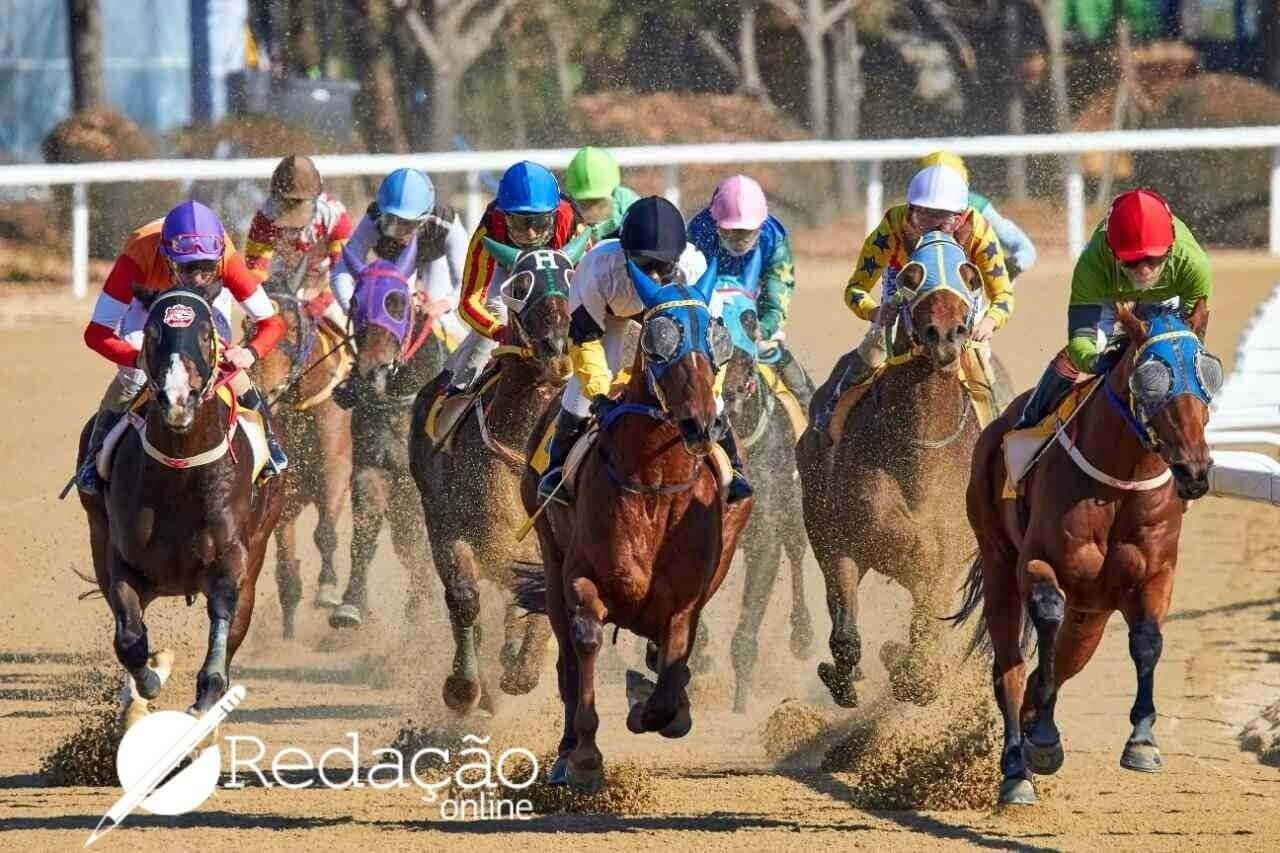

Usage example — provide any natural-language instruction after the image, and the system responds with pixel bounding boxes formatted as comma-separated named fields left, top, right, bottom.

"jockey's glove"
left=589, top=394, right=618, bottom=419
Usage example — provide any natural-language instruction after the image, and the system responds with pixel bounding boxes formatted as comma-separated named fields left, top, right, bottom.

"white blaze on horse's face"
left=160, top=353, right=196, bottom=429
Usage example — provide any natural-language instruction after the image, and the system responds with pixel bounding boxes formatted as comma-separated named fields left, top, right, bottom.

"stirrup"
left=727, top=471, right=753, bottom=504
left=74, top=456, right=102, bottom=495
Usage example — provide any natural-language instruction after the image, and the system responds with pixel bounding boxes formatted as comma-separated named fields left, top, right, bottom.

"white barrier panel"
left=1209, top=450, right=1280, bottom=505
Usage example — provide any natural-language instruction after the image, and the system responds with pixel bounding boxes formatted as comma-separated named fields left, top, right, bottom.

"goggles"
left=908, top=206, right=962, bottom=231
left=378, top=213, right=423, bottom=240
left=716, top=227, right=761, bottom=257
left=506, top=212, right=555, bottom=246
left=165, top=233, right=225, bottom=257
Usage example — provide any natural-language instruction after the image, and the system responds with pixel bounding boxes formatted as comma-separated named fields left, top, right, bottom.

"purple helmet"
left=160, top=200, right=226, bottom=263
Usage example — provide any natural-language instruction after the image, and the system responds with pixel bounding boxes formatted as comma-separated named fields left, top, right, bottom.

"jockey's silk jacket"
left=844, top=204, right=1014, bottom=330
left=244, top=192, right=354, bottom=284
left=687, top=209, right=795, bottom=340
left=1066, top=215, right=1212, bottom=372
left=85, top=220, right=284, bottom=367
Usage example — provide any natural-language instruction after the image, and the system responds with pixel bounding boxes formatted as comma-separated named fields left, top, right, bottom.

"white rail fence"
left=2, top=126, right=1280, bottom=299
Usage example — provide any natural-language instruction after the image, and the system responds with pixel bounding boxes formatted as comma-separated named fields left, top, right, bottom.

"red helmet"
left=1106, top=188, right=1174, bottom=262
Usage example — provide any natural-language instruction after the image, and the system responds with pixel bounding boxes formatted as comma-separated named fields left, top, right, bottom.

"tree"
left=767, top=0, right=858, bottom=137
left=345, top=0, right=408, bottom=153
left=831, top=13, right=863, bottom=208
left=698, top=1, right=775, bottom=109
left=395, top=0, right=520, bottom=153
left=67, top=0, right=104, bottom=112
left=1264, top=0, right=1280, bottom=88
left=1004, top=0, right=1027, bottom=199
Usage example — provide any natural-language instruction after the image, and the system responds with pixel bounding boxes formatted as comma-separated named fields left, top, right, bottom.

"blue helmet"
left=376, top=168, right=434, bottom=219
left=497, top=161, right=560, bottom=214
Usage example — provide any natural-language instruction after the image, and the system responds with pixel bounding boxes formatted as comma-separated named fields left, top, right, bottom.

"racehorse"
left=954, top=301, right=1218, bottom=805
left=76, top=286, right=283, bottom=718
left=716, top=289, right=813, bottom=714
left=248, top=292, right=353, bottom=638
left=329, top=254, right=448, bottom=629
left=796, top=231, right=988, bottom=709
left=517, top=258, right=752, bottom=791
left=410, top=235, right=587, bottom=714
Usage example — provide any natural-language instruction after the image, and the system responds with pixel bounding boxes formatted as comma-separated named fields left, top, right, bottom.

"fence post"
left=663, top=164, right=681, bottom=210
left=1066, top=155, right=1085, bottom=258
left=1271, top=146, right=1280, bottom=256
left=466, top=171, right=482, bottom=231
left=72, top=182, right=89, bottom=299
left=865, top=160, right=883, bottom=229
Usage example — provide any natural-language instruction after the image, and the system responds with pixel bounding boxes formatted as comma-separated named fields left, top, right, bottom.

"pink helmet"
left=710, top=175, right=768, bottom=230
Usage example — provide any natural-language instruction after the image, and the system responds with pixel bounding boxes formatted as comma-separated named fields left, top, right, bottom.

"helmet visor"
left=378, top=213, right=422, bottom=240
left=165, top=233, right=225, bottom=258
left=507, top=212, right=555, bottom=248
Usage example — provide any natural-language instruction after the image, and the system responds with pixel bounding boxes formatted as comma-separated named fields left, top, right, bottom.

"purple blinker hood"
left=350, top=258, right=412, bottom=343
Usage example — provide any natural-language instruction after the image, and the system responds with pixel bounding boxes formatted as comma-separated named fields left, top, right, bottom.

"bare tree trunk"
left=1095, top=15, right=1132, bottom=206
left=1264, top=0, right=1280, bottom=87
left=503, top=51, right=528, bottom=148
left=67, top=0, right=105, bottom=112
left=1005, top=0, right=1027, bottom=200
left=739, top=2, right=773, bottom=106
left=1037, top=0, right=1071, bottom=134
left=833, top=14, right=863, bottom=211
left=804, top=3, right=829, bottom=137
left=347, top=0, right=408, bottom=153
left=540, top=1, right=576, bottom=107
left=430, top=68, right=462, bottom=153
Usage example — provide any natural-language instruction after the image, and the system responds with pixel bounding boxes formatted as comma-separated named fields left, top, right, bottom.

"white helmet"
left=906, top=165, right=969, bottom=213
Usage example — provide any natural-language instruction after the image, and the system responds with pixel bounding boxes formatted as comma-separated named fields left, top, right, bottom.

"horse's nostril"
left=925, top=326, right=941, bottom=344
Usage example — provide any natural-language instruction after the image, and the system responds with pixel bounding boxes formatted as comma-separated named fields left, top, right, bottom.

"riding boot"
left=717, top=426, right=753, bottom=504
left=810, top=350, right=873, bottom=436
left=75, top=408, right=126, bottom=495
left=775, top=345, right=815, bottom=414
left=1012, top=363, right=1076, bottom=431
left=538, top=409, right=589, bottom=505
left=240, top=387, right=288, bottom=477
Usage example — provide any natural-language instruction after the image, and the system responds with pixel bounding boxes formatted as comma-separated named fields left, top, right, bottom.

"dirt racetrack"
left=2, top=247, right=1280, bottom=852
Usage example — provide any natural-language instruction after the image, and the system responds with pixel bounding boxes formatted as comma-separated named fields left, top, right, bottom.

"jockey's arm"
left=459, top=224, right=505, bottom=341
left=844, top=211, right=897, bottom=321
left=757, top=231, right=795, bottom=339
left=325, top=203, right=356, bottom=271
left=567, top=297, right=613, bottom=401
left=965, top=211, right=1015, bottom=331
left=224, top=253, right=285, bottom=360
left=329, top=214, right=376, bottom=312
left=84, top=253, right=147, bottom=367
left=980, top=200, right=1037, bottom=278
left=242, top=210, right=275, bottom=283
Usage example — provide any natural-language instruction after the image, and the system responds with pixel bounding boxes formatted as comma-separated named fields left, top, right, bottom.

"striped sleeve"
left=326, top=206, right=355, bottom=268
left=243, top=211, right=275, bottom=281
left=459, top=224, right=503, bottom=338
left=84, top=253, right=144, bottom=365
left=224, top=252, right=284, bottom=356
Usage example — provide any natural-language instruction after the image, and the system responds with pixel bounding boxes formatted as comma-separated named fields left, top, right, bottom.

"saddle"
left=999, top=377, right=1100, bottom=499
left=755, top=362, right=808, bottom=439
left=293, top=319, right=354, bottom=412
left=96, top=387, right=270, bottom=484
left=423, top=369, right=502, bottom=453
left=825, top=345, right=999, bottom=446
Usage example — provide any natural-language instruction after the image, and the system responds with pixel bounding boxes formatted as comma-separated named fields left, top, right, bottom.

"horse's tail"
left=511, top=561, right=548, bottom=615
left=946, top=550, right=992, bottom=658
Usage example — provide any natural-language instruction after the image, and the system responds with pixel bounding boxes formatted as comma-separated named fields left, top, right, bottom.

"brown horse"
left=247, top=293, right=353, bottom=638
left=716, top=290, right=813, bottom=714
left=410, top=238, right=585, bottom=714
left=954, top=301, right=1218, bottom=805
left=517, top=258, right=751, bottom=790
left=328, top=258, right=447, bottom=629
left=77, top=287, right=283, bottom=715
left=797, top=232, right=988, bottom=709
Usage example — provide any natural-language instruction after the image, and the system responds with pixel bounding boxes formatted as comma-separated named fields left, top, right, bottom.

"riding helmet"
left=497, top=161, right=560, bottom=214
left=620, top=196, right=687, bottom=264
left=1106, top=188, right=1175, bottom=262
left=376, top=168, right=434, bottom=220
left=564, top=147, right=621, bottom=202
left=160, top=200, right=226, bottom=263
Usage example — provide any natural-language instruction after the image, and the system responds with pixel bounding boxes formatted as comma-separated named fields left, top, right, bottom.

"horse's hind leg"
left=730, top=530, right=783, bottom=714
left=273, top=512, right=303, bottom=640
left=388, top=474, right=432, bottom=624
left=564, top=575, right=606, bottom=791
left=816, top=553, right=864, bottom=708
left=332, top=467, right=387, bottom=629
left=982, top=552, right=1035, bottom=805
left=1020, top=564, right=1067, bottom=776
left=314, top=405, right=351, bottom=609
left=440, top=540, right=484, bottom=713
left=783, top=519, right=813, bottom=660
left=1119, top=595, right=1168, bottom=773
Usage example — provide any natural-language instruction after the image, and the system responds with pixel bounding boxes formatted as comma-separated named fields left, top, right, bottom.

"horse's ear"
left=693, top=256, right=719, bottom=304
left=626, top=259, right=665, bottom=309
left=897, top=262, right=925, bottom=298
left=563, top=228, right=592, bottom=265
left=1187, top=297, right=1209, bottom=340
left=483, top=237, right=521, bottom=270
left=1114, top=302, right=1147, bottom=341
left=957, top=262, right=983, bottom=295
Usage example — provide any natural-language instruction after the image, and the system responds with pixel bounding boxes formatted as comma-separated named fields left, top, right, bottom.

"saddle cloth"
left=827, top=345, right=999, bottom=445
left=999, top=377, right=1100, bottom=499
left=423, top=370, right=502, bottom=452
left=756, top=362, right=808, bottom=438
left=97, top=388, right=269, bottom=483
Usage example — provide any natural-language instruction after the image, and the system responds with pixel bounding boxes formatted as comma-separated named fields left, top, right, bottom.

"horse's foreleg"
left=1020, top=565, right=1067, bottom=777
left=314, top=407, right=352, bottom=604
left=388, top=475, right=432, bottom=624
left=106, top=558, right=166, bottom=701
left=1120, top=604, right=1167, bottom=773
left=632, top=609, right=695, bottom=739
left=501, top=599, right=551, bottom=696
left=274, top=517, right=302, bottom=639
left=816, top=554, right=863, bottom=708
left=565, top=574, right=606, bottom=791
left=332, top=467, right=387, bottom=628
left=441, top=540, right=483, bottom=713
left=783, top=518, right=813, bottom=660
left=194, top=551, right=246, bottom=713
left=730, top=532, right=783, bottom=714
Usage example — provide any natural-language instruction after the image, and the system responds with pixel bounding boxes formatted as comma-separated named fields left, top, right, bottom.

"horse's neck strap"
left=1054, top=426, right=1171, bottom=491
left=599, top=402, right=668, bottom=431
left=133, top=412, right=236, bottom=470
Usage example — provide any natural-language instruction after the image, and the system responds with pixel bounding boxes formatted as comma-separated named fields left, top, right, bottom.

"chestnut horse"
left=410, top=235, right=587, bottom=714
left=797, top=231, right=988, bottom=709
left=954, top=302, right=1219, bottom=805
left=329, top=256, right=447, bottom=629
left=716, top=289, right=813, bottom=714
left=76, top=287, right=283, bottom=715
left=248, top=292, right=353, bottom=638
left=518, top=258, right=752, bottom=791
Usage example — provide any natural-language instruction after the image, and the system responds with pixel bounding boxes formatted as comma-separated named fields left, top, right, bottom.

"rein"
left=739, top=369, right=775, bottom=450
left=399, top=294, right=436, bottom=363
left=472, top=348, right=540, bottom=471
left=597, top=403, right=702, bottom=496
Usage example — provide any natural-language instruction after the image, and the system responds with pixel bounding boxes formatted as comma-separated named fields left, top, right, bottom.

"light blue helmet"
left=376, top=168, right=434, bottom=220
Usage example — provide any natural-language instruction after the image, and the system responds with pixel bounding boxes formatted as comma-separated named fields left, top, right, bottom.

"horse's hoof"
left=626, top=702, right=647, bottom=734
left=314, top=583, right=342, bottom=609
left=659, top=704, right=693, bottom=739
left=442, top=675, right=482, bottom=714
left=625, top=669, right=656, bottom=707
left=499, top=667, right=538, bottom=696
left=879, top=641, right=907, bottom=669
left=547, top=755, right=570, bottom=786
left=1120, top=741, right=1163, bottom=773
left=566, top=760, right=605, bottom=794
left=135, top=667, right=164, bottom=701
left=1023, top=738, right=1065, bottom=776
left=817, top=662, right=858, bottom=708
left=790, top=623, right=814, bottom=660
left=998, top=777, right=1036, bottom=805
left=329, top=604, right=363, bottom=629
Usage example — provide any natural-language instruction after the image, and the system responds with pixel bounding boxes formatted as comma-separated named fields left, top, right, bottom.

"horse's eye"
left=1130, top=359, right=1172, bottom=404
left=1194, top=351, right=1224, bottom=398
left=641, top=315, right=682, bottom=362
left=383, top=291, right=407, bottom=321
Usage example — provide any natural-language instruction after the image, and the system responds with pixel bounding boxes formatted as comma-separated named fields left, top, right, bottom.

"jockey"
left=687, top=174, right=814, bottom=411
left=810, top=164, right=1015, bottom=432
left=563, top=146, right=639, bottom=240
left=1012, top=188, right=1212, bottom=430
left=329, top=168, right=469, bottom=347
left=243, top=154, right=354, bottom=329
left=76, top=201, right=287, bottom=494
left=537, top=195, right=753, bottom=506
left=920, top=151, right=1038, bottom=280
left=446, top=160, right=588, bottom=390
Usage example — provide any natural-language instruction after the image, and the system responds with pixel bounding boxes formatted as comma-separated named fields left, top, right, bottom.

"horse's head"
left=482, top=230, right=589, bottom=385
left=897, top=230, right=982, bottom=371
left=139, top=289, right=220, bottom=431
left=246, top=295, right=305, bottom=404
left=1113, top=300, right=1220, bottom=499
left=629, top=257, right=733, bottom=455
left=714, top=289, right=763, bottom=417
left=346, top=251, right=414, bottom=395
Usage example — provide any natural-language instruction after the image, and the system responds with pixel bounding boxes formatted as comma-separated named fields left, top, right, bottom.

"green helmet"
left=565, top=146, right=621, bottom=201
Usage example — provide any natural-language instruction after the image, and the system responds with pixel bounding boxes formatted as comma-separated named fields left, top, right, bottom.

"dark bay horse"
left=410, top=235, right=587, bottom=714
left=797, top=231, right=987, bottom=709
left=329, top=257, right=447, bottom=629
left=77, top=287, right=283, bottom=716
left=248, top=293, right=353, bottom=638
left=716, top=288, right=813, bottom=714
left=518, top=258, right=752, bottom=791
left=955, top=302, right=1219, bottom=805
